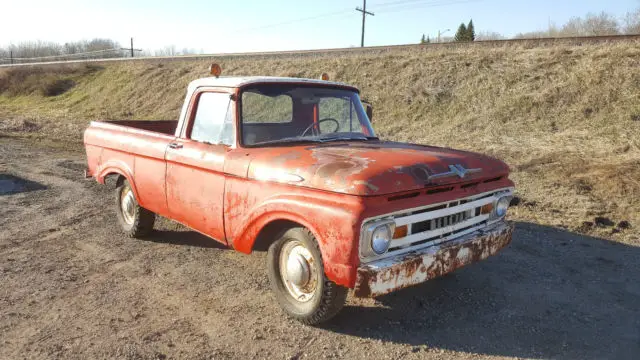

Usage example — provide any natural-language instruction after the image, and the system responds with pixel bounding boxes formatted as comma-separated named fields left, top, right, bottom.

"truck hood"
left=247, top=141, right=510, bottom=196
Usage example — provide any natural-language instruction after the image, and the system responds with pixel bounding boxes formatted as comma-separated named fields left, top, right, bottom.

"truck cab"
left=84, top=66, right=515, bottom=325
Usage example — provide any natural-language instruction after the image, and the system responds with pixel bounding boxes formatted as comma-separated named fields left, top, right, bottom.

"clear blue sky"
left=2, top=0, right=638, bottom=53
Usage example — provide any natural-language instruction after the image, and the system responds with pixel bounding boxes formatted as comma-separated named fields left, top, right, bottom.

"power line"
left=0, top=46, right=142, bottom=64
left=374, top=0, right=484, bottom=14
left=372, top=0, right=446, bottom=8
left=1, top=0, right=488, bottom=64
left=235, top=8, right=354, bottom=34
left=1, top=48, right=122, bottom=61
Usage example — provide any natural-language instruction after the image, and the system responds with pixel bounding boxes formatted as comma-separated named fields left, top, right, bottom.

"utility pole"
left=120, top=38, right=142, bottom=58
left=10, top=50, right=13, bottom=65
left=355, top=0, right=374, bottom=47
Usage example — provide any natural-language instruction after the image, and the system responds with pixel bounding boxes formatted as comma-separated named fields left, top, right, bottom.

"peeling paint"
left=246, top=142, right=510, bottom=196
left=354, top=221, right=515, bottom=298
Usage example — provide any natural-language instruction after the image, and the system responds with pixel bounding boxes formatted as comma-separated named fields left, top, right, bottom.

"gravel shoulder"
left=1, top=137, right=639, bottom=360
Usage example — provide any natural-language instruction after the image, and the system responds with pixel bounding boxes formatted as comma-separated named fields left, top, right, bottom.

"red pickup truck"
left=84, top=67, right=515, bottom=325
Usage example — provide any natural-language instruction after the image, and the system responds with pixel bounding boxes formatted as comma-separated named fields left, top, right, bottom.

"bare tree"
left=180, top=48, right=201, bottom=55
left=155, top=45, right=178, bottom=56
left=476, top=31, right=505, bottom=40
left=514, top=11, right=623, bottom=38
left=581, top=12, right=620, bottom=35
left=0, top=38, right=124, bottom=63
left=623, top=9, right=640, bottom=34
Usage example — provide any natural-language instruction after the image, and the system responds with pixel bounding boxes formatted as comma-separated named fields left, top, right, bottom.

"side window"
left=319, top=97, right=358, bottom=132
left=190, top=92, right=233, bottom=145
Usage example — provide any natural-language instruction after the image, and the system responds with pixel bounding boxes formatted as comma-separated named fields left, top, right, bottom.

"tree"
left=623, top=9, right=640, bottom=34
left=467, top=19, right=476, bottom=41
left=420, top=34, right=426, bottom=44
left=582, top=12, right=619, bottom=35
left=476, top=31, right=504, bottom=40
left=426, top=35, right=431, bottom=43
left=454, top=23, right=468, bottom=42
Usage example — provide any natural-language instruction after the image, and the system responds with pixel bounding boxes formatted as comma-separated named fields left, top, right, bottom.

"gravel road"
left=1, top=137, right=638, bottom=360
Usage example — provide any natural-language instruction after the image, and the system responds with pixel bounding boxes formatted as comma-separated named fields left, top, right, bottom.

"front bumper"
left=353, top=220, right=514, bottom=297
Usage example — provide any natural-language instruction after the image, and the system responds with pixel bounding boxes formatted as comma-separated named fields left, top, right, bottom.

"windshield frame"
left=237, top=82, right=375, bottom=148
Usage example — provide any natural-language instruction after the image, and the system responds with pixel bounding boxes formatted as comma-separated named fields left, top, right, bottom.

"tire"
left=115, top=179, right=155, bottom=238
left=267, top=227, right=348, bottom=325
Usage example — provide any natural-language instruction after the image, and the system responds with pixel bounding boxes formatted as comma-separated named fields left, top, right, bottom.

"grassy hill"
left=1, top=42, right=639, bottom=243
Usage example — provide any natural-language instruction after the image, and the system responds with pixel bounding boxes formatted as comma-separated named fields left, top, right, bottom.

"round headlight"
left=371, top=225, right=392, bottom=255
left=495, top=196, right=510, bottom=217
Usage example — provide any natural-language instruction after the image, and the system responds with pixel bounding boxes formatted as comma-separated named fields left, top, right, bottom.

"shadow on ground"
left=143, top=229, right=228, bottom=249
left=0, top=173, right=47, bottom=196
left=326, top=222, right=640, bottom=359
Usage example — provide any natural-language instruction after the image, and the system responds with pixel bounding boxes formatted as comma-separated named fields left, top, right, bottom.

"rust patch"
left=354, top=223, right=514, bottom=298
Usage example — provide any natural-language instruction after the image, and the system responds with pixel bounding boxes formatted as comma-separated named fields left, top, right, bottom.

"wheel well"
left=252, top=220, right=301, bottom=252
left=104, top=173, right=126, bottom=187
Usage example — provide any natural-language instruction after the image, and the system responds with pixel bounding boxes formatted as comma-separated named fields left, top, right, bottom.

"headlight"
left=363, top=220, right=395, bottom=257
left=371, top=225, right=393, bottom=254
left=495, top=196, right=511, bottom=217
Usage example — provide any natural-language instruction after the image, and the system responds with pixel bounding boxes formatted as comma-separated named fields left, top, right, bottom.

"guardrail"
left=1, top=34, right=639, bottom=68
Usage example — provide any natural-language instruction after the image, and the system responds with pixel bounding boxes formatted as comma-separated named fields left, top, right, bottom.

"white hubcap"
left=280, top=241, right=317, bottom=302
left=120, top=186, right=136, bottom=224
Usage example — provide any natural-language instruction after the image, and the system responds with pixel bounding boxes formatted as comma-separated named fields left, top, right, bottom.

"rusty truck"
left=84, top=65, right=515, bottom=325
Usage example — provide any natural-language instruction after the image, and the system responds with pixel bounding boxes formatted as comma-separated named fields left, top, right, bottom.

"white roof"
left=187, top=76, right=358, bottom=91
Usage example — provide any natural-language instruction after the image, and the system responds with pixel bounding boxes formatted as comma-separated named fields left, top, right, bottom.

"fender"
left=229, top=193, right=362, bottom=287
left=95, top=159, right=140, bottom=201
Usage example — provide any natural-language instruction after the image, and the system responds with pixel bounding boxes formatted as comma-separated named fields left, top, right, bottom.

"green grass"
left=1, top=42, right=639, bottom=243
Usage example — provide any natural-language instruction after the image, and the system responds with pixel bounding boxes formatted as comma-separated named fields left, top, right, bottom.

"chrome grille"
left=412, top=210, right=472, bottom=234
left=360, top=188, right=513, bottom=262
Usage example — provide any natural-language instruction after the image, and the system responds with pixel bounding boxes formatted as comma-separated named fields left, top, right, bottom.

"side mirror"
left=362, top=100, right=373, bottom=121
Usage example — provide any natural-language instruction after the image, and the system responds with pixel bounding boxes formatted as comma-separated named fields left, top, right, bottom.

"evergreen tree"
left=426, top=35, right=431, bottom=43
left=467, top=19, right=476, bottom=41
left=454, top=23, right=468, bottom=41
left=420, top=34, right=427, bottom=44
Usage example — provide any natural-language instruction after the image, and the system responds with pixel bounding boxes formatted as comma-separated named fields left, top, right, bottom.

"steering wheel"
left=301, top=118, right=340, bottom=137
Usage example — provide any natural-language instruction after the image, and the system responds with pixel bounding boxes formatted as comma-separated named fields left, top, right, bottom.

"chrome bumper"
left=353, top=220, right=514, bottom=298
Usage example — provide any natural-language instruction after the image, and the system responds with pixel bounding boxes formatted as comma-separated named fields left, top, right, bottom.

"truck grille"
left=412, top=210, right=472, bottom=234
left=360, top=188, right=513, bottom=262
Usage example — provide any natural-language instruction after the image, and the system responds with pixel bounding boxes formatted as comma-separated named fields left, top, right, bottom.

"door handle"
left=169, top=142, right=183, bottom=149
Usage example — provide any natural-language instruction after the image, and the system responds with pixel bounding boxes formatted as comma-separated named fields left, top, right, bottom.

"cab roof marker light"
left=209, top=63, right=222, bottom=78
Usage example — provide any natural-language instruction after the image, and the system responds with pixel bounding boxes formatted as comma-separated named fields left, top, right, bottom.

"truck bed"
left=96, top=120, right=179, bottom=136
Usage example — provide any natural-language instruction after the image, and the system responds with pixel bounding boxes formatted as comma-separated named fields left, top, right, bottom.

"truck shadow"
left=0, top=173, right=47, bottom=196
left=143, top=230, right=228, bottom=249
left=326, top=222, right=640, bottom=359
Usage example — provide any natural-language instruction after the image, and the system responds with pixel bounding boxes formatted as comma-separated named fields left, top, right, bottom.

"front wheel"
left=115, top=179, right=155, bottom=238
left=267, top=227, right=348, bottom=325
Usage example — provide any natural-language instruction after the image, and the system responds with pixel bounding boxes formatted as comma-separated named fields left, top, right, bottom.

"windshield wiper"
left=252, top=134, right=379, bottom=146
left=316, top=133, right=379, bottom=142
left=252, top=137, right=324, bottom=146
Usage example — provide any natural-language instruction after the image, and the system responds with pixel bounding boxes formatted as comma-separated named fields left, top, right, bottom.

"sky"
left=1, top=0, right=638, bottom=53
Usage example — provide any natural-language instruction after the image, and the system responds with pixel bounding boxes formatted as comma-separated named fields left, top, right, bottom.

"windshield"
left=240, top=84, right=376, bottom=146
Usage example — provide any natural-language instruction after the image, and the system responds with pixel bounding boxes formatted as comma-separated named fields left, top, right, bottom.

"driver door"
left=165, top=89, right=235, bottom=244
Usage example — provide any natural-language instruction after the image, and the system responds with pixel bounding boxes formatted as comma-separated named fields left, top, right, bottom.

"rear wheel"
left=115, top=179, right=155, bottom=238
left=267, top=227, right=348, bottom=325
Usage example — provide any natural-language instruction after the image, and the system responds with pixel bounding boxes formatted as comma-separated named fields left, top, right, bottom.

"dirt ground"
left=1, top=137, right=639, bottom=360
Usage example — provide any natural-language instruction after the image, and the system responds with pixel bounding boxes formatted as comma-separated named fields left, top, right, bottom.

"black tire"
left=267, top=227, right=348, bottom=325
left=115, top=179, right=155, bottom=238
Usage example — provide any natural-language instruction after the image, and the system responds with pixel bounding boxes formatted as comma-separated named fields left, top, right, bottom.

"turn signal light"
left=210, top=63, right=222, bottom=77
left=320, top=72, right=330, bottom=81
left=393, top=225, right=408, bottom=239
left=480, top=203, right=494, bottom=215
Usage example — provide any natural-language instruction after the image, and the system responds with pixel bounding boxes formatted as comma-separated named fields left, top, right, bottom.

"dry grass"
left=0, top=64, right=101, bottom=97
left=1, top=42, right=639, bottom=243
